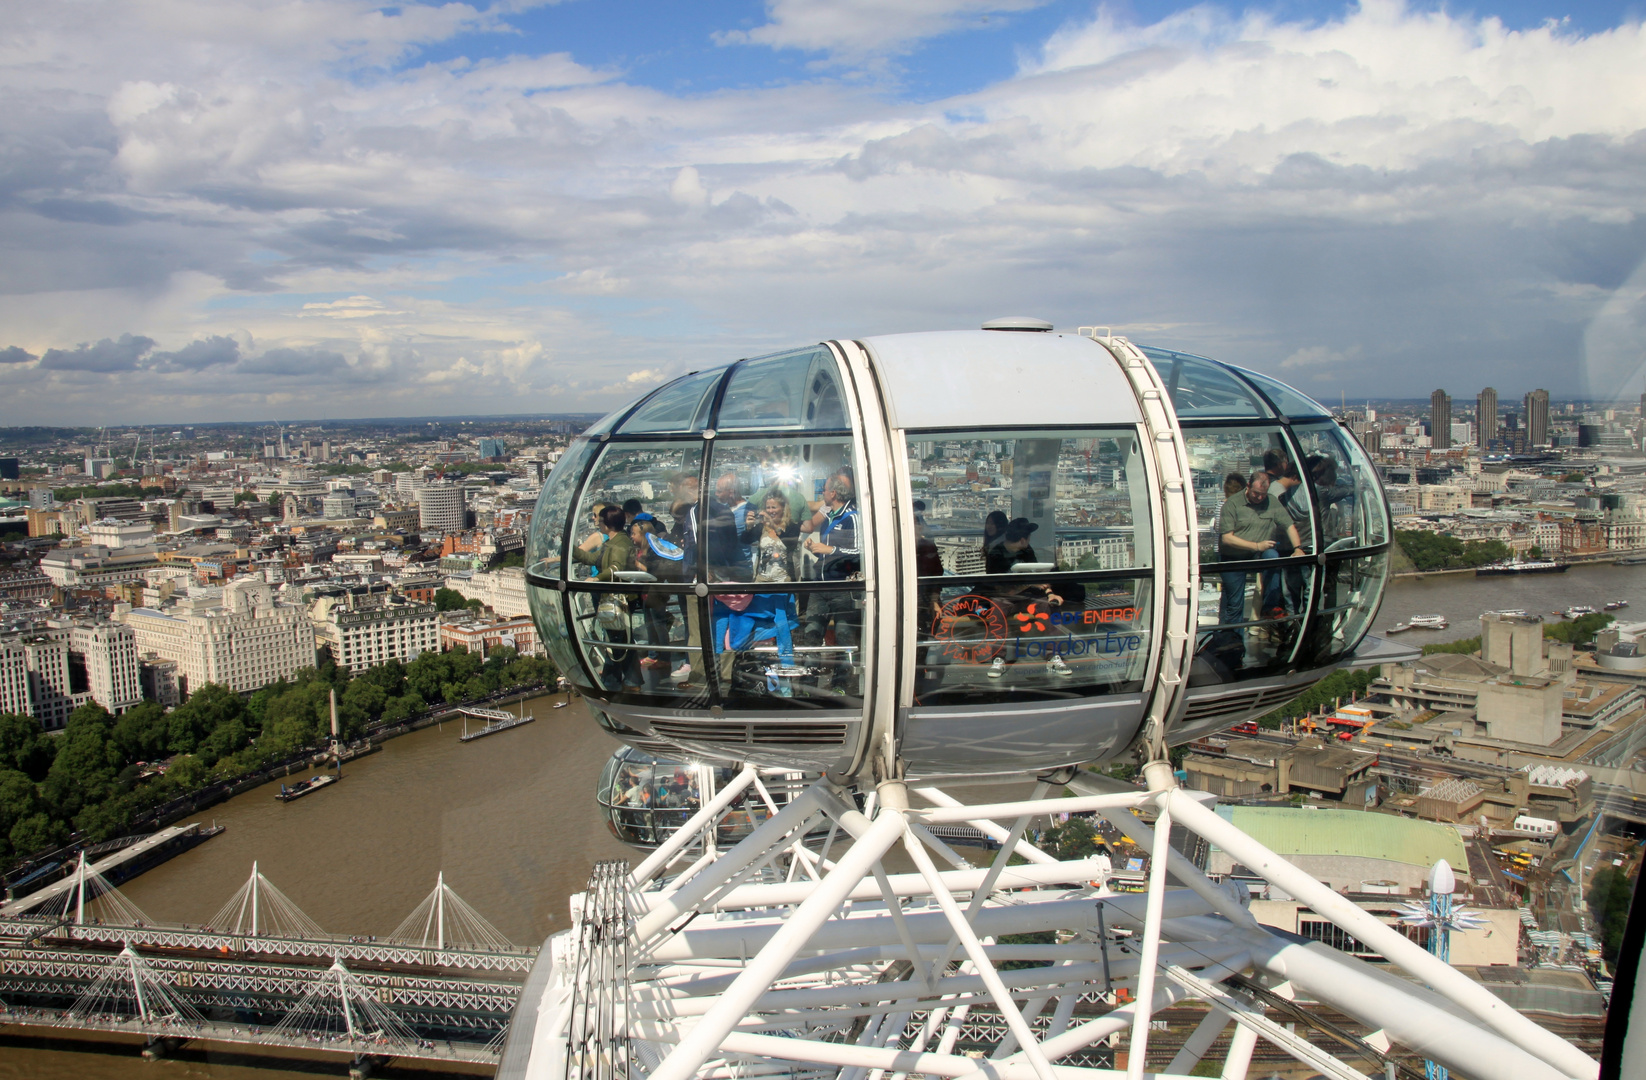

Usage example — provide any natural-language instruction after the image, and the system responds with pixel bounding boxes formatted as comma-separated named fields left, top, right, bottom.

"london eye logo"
left=931, top=593, right=1011, bottom=664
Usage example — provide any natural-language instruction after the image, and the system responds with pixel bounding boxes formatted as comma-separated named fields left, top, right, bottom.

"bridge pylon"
left=389, top=870, right=513, bottom=951
left=209, top=861, right=325, bottom=939
left=271, top=955, right=419, bottom=1051
left=61, top=941, right=202, bottom=1030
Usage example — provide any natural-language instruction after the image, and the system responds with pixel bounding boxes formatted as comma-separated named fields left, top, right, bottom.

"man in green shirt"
left=1217, top=470, right=1304, bottom=628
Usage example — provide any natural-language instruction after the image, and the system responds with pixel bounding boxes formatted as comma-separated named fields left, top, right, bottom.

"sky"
left=1, top=0, right=1644, bottom=425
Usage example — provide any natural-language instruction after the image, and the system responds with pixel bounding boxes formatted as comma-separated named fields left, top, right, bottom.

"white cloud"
left=2, top=0, right=1646, bottom=422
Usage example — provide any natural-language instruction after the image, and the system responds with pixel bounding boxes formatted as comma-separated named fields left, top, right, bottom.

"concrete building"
left=439, top=613, right=541, bottom=656
left=0, top=628, right=131, bottom=728
left=445, top=566, right=531, bottom=617
left=124, top=578, right=317, bottom=695
left=1430, top=389, right=1452, bottom=450
left=310, top=594, right=439, bottom=674
left=22, top=634, right=75, bottom=728
left=1477, top=386, right=1499, bottom=448
left=1524, top=388, right=1550, bottom=447
left=0, top=640, right=31, bottom=718
left=86, top=519, right=156, bottom=549
left=40, top=544, right=162, bottom=589
left=139, top=655, right=181, bottom=708
left=69, top=622, right=141, bottom=715
left=418, top=481, right=465, bottom=534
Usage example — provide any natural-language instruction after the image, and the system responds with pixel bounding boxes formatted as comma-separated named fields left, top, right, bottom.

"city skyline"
left=1, top=1, right=1645, bottom=425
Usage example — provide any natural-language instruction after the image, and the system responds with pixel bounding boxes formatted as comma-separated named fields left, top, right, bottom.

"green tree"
left=0, top=712, right=54, bottom=780
left=1423, top=636, right=1482, bottom=656
left=0, top=769, right=43, bottom=861
left=1254, top=667, right=1381, bottom=728
left=9, top=811, right=65, bottom=859
left=165, top=754, right=207, bottom=790
left=233, top=491, right=258, bottom=504
left=1394, top=529, right=1511, bottom=571
left=1545, top=612, right=1615, bottom=646
left=110, top=701, right=169, bottom=764
left=434, top=587, right=468, bottom=612
left=1589, top=866, right=1637, bottom=962
left=41, top=704, right=122, bottom=819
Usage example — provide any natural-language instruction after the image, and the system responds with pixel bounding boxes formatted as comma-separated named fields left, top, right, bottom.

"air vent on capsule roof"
left=980, top=316, right=1054, bottom=331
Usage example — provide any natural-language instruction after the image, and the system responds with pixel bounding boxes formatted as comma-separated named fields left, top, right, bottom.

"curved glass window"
left=528, top=438, right=597, bottom=576
left=1183, top=429, right=1312, bottom=566
left=699, top=434, right=865, bottom=708
left=715, top=347, right=848, bottom=432
left=908, top=430, right=1152, bottom=574
left=1185, top=427, right=1318, bottom=680
left=908, top=427, right=1153, bottom=702
left=1142, top=347, right=1273, bottom=420
left=705, top=436, right=859, bottom=584
left=617, top=368, right=725, bottom=434
left=1297, top=550, right=1388, bottom=667
left=563, top=442, right=706, bottom=702
left=1291, top=422, right=1389, bottom=548
left=571, top=442, right=704, bottom=582
left=1231, top=367, right=1332, bottom=420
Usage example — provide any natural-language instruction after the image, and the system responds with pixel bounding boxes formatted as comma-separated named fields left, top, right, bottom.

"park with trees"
left=0, top=646, right=556, bottom=870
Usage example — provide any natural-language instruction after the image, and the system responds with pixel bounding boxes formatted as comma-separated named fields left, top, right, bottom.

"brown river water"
left=4, top=564, right=1643, bottom=1076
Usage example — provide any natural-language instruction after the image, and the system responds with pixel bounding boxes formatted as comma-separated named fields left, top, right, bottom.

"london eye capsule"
left=527, top=322, right=1401, bottom=780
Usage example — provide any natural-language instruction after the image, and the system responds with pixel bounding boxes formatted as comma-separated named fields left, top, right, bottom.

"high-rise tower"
left=1430, top=389, right=1452, bottom=449
left=1476, top=386, right=1498, bottom=448
left=1524, top=388, right=1550, bottom=447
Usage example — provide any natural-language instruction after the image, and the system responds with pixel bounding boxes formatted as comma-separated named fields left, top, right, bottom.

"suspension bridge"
left=0, top=857, right=535, bottom=1070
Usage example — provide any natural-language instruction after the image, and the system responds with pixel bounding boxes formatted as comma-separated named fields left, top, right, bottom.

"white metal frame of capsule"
left=524, top=323, right=1412, bottom=785
left=502, top=763, right=1599, bottom=1080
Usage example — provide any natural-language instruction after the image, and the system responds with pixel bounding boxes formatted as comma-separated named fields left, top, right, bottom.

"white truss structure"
left=517, top=763, right=1601, bottom=1080
left=271, top=955, right=422, bottom=1051
left=390, top=870, right=515, bottom=951
left=33, top=851, right=156, bottom=930
left=60, top=941, right=203, bottom=1031
left=209, top=860, right=327, bottom=939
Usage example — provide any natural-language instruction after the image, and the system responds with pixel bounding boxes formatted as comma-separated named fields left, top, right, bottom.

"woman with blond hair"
left=754, top=487, right=797, bottom=583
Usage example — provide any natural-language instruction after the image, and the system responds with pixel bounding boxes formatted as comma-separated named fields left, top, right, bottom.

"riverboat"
left=275, top=774, right=338, bottom=802
left=1618, top=555, right=1646, bottom=565
left=1409, top=614, right=1448, bottom=629
left=1605, top=599, right=1630, bottom=611
left=1566, top=605, right=1597, bottom=619
left=1476, top=559, right=1569, bottom=576
left=1384, top=622, right=1412, bottom=634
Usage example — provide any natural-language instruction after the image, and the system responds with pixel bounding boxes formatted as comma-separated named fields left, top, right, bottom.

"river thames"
left=3, top=562, right=1642, bottom=1076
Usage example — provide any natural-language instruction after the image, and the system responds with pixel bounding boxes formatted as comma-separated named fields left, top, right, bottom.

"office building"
left=1524, top=388, right=1550, bottom=447
left=21, top=634, right=74, bottom=728
left=124, top=578, right=317, bottom=696
left=446, top=566, right=531, bottom=617
left=418, top=481, right=465, bottom=534
left=1476, top=387, right=1498, bottom=448
left=70, top=622, right=142, bottom=715
left=1429, top=389, right=1452, bottom=449
left=321, top=491, right=356, bottom=519
left=309, top=593, right=440, bottom=674
left=0, top=457, right=18, bottom=481
left=0, top=641, right=31, bottom=718
left=478, top=437, right=507, bottom=461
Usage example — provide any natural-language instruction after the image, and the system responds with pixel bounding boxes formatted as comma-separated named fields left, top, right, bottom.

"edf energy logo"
left=932, top=595, right=1146, bottom=666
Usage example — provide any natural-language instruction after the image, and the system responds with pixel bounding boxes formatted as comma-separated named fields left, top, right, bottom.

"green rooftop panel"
left=1218, top=806, right=1467, bottom=871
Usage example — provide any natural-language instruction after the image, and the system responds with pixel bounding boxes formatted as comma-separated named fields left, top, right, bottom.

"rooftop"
left=1217, top=805, right=1468, bottom=872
